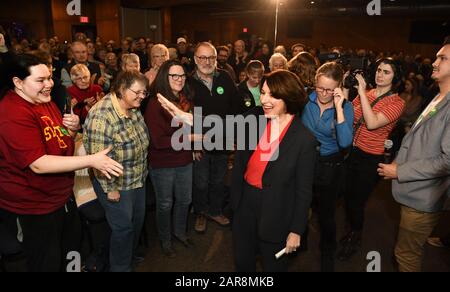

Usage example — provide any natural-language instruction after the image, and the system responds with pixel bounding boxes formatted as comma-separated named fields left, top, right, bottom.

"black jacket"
left=237, top=78, right=266, bottom=115
left=189, top=69, right=241, bottom=117
left=231, top=107, right=317, bottom=243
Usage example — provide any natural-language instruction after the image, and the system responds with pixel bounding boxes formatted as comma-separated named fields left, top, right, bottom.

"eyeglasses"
left=196, top=55, right=217, bottom=63
left=129, top=88, right=149, bottom=98
left=75, top=76, right=90, bottom=82
left=316, top=86, right=335, bottom=95
left=168, top=74, right=187, bottom=81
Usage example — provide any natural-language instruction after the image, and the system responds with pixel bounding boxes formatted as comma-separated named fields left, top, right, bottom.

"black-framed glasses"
left=195, top=55, right=217, bottom=63
left=129, top=88, right=149, bottom=98
left=316, top=86, right=335, bottom=95
left=168, top=74, right=187, bottom=81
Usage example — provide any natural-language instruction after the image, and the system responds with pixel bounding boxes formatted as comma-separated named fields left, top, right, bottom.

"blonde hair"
left=269, top=53, right=288, bottom=71
left=70, top=64, right=90, bottom=81
left=150, top=44, right=169, bottom=67
left=121, top=53, right=140, bottom=69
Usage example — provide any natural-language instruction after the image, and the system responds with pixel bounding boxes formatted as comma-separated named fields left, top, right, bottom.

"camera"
left=343, top=69, right=365, bottom=89
left=319, top=52, right=370, bottom=89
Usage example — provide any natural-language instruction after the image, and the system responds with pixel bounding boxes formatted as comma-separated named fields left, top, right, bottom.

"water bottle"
left=383, top=139, right=393, bottom=164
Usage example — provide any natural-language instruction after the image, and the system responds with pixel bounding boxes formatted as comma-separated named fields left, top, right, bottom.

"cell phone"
left=64, top=96, right=72, bottom=114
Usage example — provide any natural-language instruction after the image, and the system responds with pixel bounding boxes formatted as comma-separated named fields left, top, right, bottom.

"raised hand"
left=333, top=88, right=346, bottom=109
left=355, top=74, right=367, bottom=95
left=157, top=93, right=193, bottom=126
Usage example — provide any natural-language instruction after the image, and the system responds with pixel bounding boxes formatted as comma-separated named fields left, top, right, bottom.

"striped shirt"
left=352, top=89, right=405, bottom=155
left=83, top=93, right=150, bottom=193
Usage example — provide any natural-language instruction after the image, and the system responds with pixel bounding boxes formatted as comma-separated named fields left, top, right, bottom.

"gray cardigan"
left=392, top=92, right=450, bottom=212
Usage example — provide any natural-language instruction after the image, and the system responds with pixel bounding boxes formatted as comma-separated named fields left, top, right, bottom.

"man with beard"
left=217, top=46, right=237, bottom=83
left=189, top=42, right=240, bottom=233
left=378, top=38, right=450, bottom=272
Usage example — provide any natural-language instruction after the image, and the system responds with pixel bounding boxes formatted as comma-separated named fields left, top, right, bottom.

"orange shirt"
left=352, top=89, right=405, bottom=155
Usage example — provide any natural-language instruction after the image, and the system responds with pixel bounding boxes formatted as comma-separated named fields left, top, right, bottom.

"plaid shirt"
left=83, top=93, right=150, bottom=193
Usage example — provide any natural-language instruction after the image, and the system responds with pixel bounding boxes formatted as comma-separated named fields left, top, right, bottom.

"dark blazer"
left=230, top=107, right=317, bottom=243
left=392, top=92, right=450, bottom=212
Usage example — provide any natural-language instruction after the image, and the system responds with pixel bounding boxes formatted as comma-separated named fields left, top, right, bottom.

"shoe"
left=174, top=235, right=194, bottom=248
left=161, top=243, right=176, bottom=258
left=427, top=237, right=446, bottom=248
left=195, top=214, right=207, bottom=233
left=207, top=214, right=230, bottom=226
left=337, top=231, right=361, bottom=261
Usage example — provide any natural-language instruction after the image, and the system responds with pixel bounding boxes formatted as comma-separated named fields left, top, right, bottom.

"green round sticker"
left=217, top=87, right=224, bottom=95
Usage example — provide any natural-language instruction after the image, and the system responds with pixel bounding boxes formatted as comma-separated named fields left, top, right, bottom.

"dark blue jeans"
left=92, top=178, right=146, bottom=272
left=193, top=152, right=228, bottom=216
left=150, top=164, right=193, bottom=246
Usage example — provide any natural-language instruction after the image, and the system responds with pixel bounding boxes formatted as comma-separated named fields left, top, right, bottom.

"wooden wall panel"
left=171, top=5, right=442, bottom=58
left=51, top=0, right=96, bottom=41
left=96, top=0, right=121, bottom=43
left=0, top=0, right=51, bottom=40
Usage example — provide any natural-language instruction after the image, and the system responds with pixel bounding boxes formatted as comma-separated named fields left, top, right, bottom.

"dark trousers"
left=11, top=198, right=81, bottom=272
left=232, top=183, right=288, bottom=272
left=314, top=153, right=345, bottom=254
left=0, top=208, right=22, bottom=256
left=344, top=148, right=383, bottom=231
left=193, top=152, right=228, bottom=216
left=78, top=200, right=111, bottom=271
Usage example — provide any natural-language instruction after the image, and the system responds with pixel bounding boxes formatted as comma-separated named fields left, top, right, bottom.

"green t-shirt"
left=249, top=85, right=261, bottom=107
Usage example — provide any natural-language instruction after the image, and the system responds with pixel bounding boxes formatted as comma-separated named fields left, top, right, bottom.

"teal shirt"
left=249, top=85, right=261, bottom=106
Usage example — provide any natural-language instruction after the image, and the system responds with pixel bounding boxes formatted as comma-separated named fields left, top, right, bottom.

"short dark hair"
left=112, top=71, right=149, bottom=99
left=444, top=36, right=450, bottom=46
left=216, top=46, right=230, bottom=55
left=150, top=59, right=193, bottom=103
left=1, top=53, right=44, bottom=99
left=265, top=70, right=307, bottom=115
left=375, top=57, right=404, bottom=93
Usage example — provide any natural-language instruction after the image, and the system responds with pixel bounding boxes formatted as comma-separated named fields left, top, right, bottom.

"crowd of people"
left=0, top=29, right=449, bottom=272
